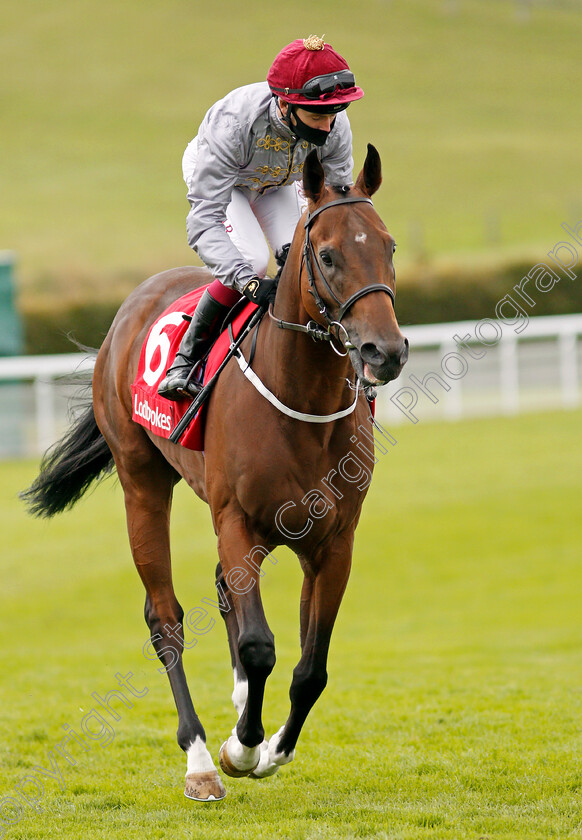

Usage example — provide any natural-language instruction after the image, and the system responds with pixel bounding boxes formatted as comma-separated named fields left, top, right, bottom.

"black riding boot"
left=157, top=290, right=231, bottom=401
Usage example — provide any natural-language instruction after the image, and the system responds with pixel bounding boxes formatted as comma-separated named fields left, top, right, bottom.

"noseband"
left=269, top=196, right=396, bottom=355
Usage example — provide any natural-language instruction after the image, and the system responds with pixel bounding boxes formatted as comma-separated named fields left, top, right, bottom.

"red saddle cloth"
left=131, top=285, right=257, bottom=451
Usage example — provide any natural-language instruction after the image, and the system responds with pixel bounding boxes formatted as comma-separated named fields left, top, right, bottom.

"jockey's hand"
left=241, top=277, right=278, bottom=310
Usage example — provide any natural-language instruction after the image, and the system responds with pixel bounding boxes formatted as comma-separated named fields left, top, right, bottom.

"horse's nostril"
left=361, top=339, right=407, bottom=368
left=360, top=343, right=385, bottom=366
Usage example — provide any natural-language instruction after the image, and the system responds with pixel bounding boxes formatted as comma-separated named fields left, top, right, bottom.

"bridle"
left=269, top=196, right=395, bottom=357
left=231, top=195, right=393, bottom=423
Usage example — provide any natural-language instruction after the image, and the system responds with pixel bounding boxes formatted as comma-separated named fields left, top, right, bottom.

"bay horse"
left=23, top=145, right=408, bottom=801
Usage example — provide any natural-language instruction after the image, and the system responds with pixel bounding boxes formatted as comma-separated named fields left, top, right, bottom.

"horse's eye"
left=392, top=243, right=397, bottom=254
left=320, top=251, right=333, bottom=267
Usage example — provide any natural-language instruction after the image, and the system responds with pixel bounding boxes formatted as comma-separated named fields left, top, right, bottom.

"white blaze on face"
left=355, top=232, right=367, bottom=244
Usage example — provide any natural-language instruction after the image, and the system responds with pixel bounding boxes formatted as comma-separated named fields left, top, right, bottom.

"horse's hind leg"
left=215, top=563, right=248, bottom=722
left=113, top=438, right=226, bottom=801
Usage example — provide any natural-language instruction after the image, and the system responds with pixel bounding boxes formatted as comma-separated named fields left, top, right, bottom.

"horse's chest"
left=234, top=436, right=372, bottom=544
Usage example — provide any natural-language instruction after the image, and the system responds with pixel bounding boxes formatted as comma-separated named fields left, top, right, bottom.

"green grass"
left=1, top=408, right=582, bottom=838
left=2, top=0, right=582, bottom=298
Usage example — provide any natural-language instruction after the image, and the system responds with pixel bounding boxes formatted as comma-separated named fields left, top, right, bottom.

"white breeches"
left=223, top=184, right=307, bottom=278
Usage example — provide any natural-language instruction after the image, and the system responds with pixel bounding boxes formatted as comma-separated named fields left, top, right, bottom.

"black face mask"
left=288, top=107, right=336, bottom=147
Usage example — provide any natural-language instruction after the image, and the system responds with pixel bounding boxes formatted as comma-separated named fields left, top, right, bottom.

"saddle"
left=131, top=285, right=258, bottom=450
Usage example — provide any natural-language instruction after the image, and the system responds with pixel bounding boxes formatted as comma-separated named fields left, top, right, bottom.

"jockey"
left=158, top=35, right=364, bottom=400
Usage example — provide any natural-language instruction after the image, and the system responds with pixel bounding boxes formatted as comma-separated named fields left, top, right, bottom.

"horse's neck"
left=259, top=251, right=354, bottom=414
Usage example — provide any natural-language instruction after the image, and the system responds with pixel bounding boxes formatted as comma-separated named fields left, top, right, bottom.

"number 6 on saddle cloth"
left=131, top=287, right=262, bottom=450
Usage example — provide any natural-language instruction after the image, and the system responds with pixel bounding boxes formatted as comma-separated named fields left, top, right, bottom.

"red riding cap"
left=267, top=36, right=364, bottom=110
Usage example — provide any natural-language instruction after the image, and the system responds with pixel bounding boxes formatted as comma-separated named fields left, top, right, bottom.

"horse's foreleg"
left=252, top=539, right=352, bottom=779
left=118, top=456, right=226, bottom=801
left=214, top=517, right=276, bottom=777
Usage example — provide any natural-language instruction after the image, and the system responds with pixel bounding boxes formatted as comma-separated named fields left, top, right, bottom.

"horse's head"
left=300, top=144, right=408, bottom=387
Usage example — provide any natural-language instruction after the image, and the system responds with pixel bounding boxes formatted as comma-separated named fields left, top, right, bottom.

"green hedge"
left=394, top=255, right=582, bottom=326
left=19, top=256, right=582, bottom=354
left=21, top=299, right=123, bottom=355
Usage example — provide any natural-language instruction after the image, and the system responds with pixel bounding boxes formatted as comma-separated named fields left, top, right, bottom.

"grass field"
left=2, top=0, right=582, bottom=299
left=1, top=408, right=581, bottom=838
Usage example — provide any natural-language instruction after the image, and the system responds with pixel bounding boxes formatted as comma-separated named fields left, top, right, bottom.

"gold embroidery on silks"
left=257, top=135, right=290, bottom=152
left=242, top=134, right=311, bottom=192
left=255, top=165, right=286, bottom=178
left=245, top=160, right=306, bottom=192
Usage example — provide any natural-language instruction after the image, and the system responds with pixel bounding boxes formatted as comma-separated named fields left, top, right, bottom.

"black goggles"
left=274, top=69, right=356, bottom=100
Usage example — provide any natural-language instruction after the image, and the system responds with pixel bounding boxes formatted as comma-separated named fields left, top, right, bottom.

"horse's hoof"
left=219, top=739, right=260, bottom=778
left=184, top=770, right=226, bottom=801
left=249, top=764, right=279, bottom=779
left=249, top=728, right=296, bottom=778
left=248, top=740, right=280, bottom=779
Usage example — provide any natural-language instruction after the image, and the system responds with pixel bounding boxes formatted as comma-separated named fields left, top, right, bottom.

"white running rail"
left=1, top=313, right=581, bottom=457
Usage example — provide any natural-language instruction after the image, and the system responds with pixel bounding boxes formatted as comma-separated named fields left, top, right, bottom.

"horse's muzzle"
left=354, top=335, right=409, bottom=386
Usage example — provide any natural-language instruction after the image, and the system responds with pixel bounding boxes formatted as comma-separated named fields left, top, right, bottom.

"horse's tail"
left=21, top=401, right=114, bottom=519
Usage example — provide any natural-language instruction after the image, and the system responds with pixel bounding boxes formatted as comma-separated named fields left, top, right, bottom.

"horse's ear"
left=303, top=149, right=325, bottom=205
left=355, top=143, right=382, bottom=197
